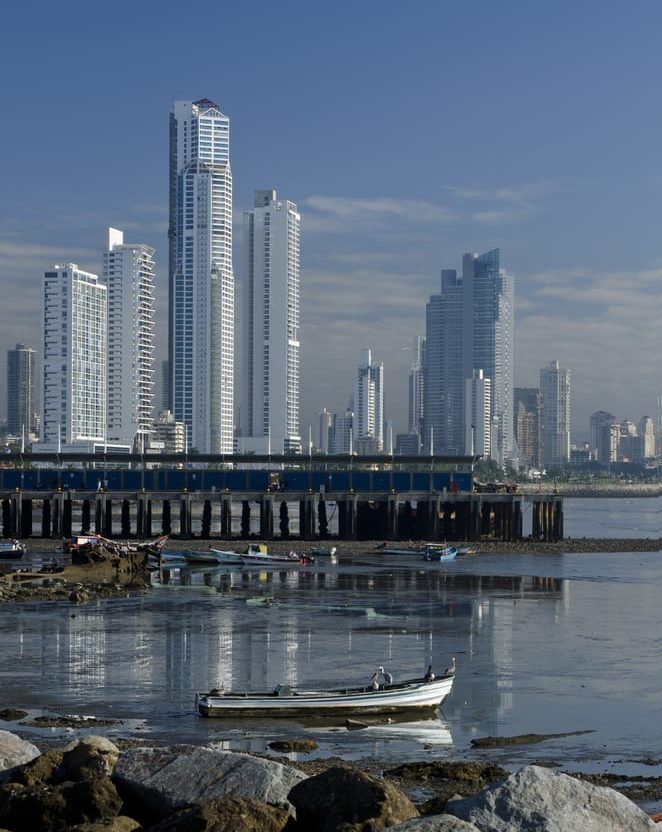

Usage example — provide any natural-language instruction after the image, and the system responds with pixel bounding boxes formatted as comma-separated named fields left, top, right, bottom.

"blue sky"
left=2, top=0, right=662, bottom=442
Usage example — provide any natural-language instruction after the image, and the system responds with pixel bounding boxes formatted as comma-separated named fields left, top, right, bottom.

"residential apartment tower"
left=168, top=98, right=234, bottom=453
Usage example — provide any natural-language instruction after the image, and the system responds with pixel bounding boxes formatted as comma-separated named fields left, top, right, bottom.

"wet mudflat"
left=1, top=542, right=662, bottom=787
left=1, top=495, right=662, bottom=815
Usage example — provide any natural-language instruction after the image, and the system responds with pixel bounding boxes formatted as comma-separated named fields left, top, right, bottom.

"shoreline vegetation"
left=518, top=482, right=662, bottom=497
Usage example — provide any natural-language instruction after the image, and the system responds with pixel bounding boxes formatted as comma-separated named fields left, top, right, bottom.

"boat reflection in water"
left=204, top=712, right=453, bottom=762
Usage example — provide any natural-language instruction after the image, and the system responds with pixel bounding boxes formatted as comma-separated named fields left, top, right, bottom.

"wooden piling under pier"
left=0, top=490, right=563, bottom=543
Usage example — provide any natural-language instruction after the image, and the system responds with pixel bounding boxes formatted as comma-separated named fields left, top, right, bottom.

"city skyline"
left=2, top=1, right=662, bottom=442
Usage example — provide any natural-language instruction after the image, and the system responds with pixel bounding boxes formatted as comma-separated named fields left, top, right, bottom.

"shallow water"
left=1, top=497, right=661, bottom=793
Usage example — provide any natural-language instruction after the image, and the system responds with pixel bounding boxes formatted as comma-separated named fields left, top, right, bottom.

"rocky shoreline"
left=0, top=729, right=660, bottom=831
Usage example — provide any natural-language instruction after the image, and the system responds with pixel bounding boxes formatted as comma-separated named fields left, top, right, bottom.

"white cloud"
left=447, top=181, right=561, bottom=205
left=449, top=180, right=561, bottom=225
left=303, top=195, right=458, bottom=233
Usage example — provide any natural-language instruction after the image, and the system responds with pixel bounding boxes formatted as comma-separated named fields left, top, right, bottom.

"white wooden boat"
left=377, top=543, right=457, bottom=560
left=376, top=543, right=426, bottom=555
left=239, top=546, right=314, bottom=566
left=181, top=548, right=243, bottom=565
left=0, top=539, right=26, bottom=559
left=197, top=667, right=454, bottom=718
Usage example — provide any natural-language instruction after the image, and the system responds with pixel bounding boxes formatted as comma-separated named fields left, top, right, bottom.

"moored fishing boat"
left=197, top=664, right=454, bottom=718
left=239, top=545, right=315, bottom=566
left=310, top=544, right=337, bottom=557
left=375, top=543, right=427, bottom=556
left=423, top=544, right=457, bottom=562
left=376, top=542, right=457, bottom=559
left=0, top=539, right=26, bottom=559
left=182, top=548, right=244, bottom=565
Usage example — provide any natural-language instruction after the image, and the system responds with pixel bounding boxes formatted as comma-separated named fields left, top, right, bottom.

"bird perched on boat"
left=379, top=666, right=393, bottom=686
left=424, top=664, right=435, bottom=683
left=370, top=671, right=380, bottom=691
left=444, top=657, right=456, bottom=676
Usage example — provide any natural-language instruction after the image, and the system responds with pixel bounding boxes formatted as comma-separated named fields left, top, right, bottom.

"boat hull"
left=198, top=675, right=453, bottom=718
left=183, top=549, right=243, bottom=565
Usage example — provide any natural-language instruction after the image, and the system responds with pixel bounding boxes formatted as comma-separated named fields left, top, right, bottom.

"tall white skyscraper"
left=638, top=415, right=655, bottom=459
left=353, top=349, right=384, bottom=452
left=42, top=264, right=107, bottom=447
left=239, top=190, right=301, bottom=453
left=540, top=360, right=570, bottom=466
left=102, top=228, right=155, bottom=447
left=169, top=98, right=234, bottom=453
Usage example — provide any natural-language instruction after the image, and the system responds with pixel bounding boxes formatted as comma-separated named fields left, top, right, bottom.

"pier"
left=0, top=452, right=563, bottom=543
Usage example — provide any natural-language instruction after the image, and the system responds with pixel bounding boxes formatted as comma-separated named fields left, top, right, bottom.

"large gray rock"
left=0, top=774, right=123, bottom=830
left=288, top=764, right=418, bottom=831
left=147, top=795, right=290, bottom=831
left=61, top=734, right=120, bottom=779
left=387, top=818, right=479, bottom=831
left=446, top=764, right=657, bottom=831
left=112, top=745, right=306, bottom=820
left=0, top=730, right=40, bottom=776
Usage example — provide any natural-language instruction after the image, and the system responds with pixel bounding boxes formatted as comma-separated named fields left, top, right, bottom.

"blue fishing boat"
left=423, top=544, right=457, bottom=562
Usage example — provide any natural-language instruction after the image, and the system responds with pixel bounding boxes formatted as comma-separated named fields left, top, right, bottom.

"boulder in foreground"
left=446, top=764, right=657, bottom=831
left=112, top=745, right=306, bottom=820
left=0, top=730, right=40, bottom=777
left=288, top=764, right=418, bottom=831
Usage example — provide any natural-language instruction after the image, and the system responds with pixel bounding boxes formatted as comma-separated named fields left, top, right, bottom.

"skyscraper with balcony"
left=7, top=343, right=37, bottom=438
left=42, top=265, right=107, bottom=447
left=539, top=360, right=570, bottom=467
left=102, top=228, right=155, bottom=447
left=169, top=98, right=234, bottom=453
left=238, top=190, right=301, bottom=453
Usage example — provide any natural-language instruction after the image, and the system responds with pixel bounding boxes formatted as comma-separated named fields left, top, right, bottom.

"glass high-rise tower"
left=424, top=249, right=514, bottom=462
left=168, top=98, right=234, bottom=453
